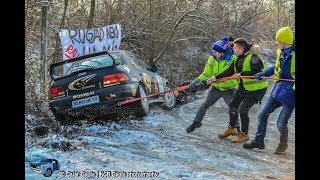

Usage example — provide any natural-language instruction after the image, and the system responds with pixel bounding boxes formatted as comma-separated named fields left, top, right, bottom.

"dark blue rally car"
left=49, top=50, right=180, bottom=124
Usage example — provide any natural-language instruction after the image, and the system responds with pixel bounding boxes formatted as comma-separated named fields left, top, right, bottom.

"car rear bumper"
left=49, top=82, right=141, bottom=116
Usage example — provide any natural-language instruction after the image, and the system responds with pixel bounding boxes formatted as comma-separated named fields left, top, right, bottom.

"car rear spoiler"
left=50, top=51, right=118, bottom=80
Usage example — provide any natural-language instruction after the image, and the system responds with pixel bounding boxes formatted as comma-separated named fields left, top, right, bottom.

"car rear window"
left=66, top=55, right=114, bottom=75
left=51, top=53, right=118, bottom=79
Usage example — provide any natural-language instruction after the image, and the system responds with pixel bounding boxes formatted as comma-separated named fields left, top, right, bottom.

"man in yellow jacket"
left=186, top=38, right=239, bottom=133
left=244, top=26, right=295, bottom=154
left=207, top=38, right=268, bottom=142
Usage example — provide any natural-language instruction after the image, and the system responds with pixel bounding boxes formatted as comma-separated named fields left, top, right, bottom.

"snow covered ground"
left=25, top=83, right=295, bottom=179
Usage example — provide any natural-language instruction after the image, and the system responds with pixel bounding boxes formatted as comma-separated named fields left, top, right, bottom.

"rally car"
left=29, top=158, right=60, bottom=177
left=49, top=50, right=180, bottom=124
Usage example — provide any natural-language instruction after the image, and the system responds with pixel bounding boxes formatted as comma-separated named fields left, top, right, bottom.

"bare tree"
left=25, top=0, right=295, bottom=115
left=87, top=0, right=96, bottom=28
left=53, top=0, right=69, bottom=63
left=40, top=0, right=50, bottom=94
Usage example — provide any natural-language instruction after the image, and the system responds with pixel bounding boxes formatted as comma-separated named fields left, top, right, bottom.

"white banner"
left=58, top=24, right=121, bottom=73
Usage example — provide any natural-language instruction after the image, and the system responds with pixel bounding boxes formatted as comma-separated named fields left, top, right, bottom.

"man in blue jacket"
left=243, top=26, right=295, bottom=154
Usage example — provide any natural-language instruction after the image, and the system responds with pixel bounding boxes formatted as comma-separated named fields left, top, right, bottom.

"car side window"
left=127, top=53, right=147, bottom=70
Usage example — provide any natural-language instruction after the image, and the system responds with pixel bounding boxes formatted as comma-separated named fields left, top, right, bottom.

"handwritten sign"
left=58, top=24, right=121, bottom=74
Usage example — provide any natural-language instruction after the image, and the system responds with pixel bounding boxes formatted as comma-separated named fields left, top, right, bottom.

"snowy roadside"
left=25, top=83, right=295, bottom=179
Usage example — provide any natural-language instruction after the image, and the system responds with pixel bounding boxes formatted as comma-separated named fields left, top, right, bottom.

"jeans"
left=254, top=96, right=295, bottom=143
left=193, top=86, right=240, bottom=129
left=229, top=90, right=257, bottom=133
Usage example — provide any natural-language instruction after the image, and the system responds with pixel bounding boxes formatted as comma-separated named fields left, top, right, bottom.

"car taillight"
left=49, top=86, right=65, bottom=99
left=102, top=73, right=129, bottom=87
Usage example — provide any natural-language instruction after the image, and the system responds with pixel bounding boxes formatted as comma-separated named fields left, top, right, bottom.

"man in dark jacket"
left=243, top=26, right=295, bottom=154
left=207, top=38, right=268, bottom=143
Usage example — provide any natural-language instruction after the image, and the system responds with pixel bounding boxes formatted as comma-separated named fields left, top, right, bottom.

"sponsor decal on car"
left=131, top=85, right=137, bottom=96
left=155, top=75, right=164, bottom=93
left=131, top=77, right=138, bottom=81
left=123, top=65, right=130, bottom=73
left=105, top=94, right=117, bottom=100
left=142, top=73, right=152, bottom=92
left=153, top=77, right=159, bottom=94
left=72, top=91, right=95, bottom=99
left=68, top=74, right=96, bottom=91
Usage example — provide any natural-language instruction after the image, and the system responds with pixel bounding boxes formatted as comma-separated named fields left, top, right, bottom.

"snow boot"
left=186, top=122, right=202, bottom=133
left=274, top=142, right=288, bottom=154
left=274, top=133, right=288, bottom=154
left=231, top=132, right=249, bottom=143
left=218, top=126, right=238, bottom=139
left=243, top=140, right=265, bottom=149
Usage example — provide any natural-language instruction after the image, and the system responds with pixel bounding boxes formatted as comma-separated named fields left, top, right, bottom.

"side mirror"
left=150, top=64, right=158, bottom=73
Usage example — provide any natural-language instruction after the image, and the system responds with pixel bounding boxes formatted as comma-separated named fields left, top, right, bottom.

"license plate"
left=72, top=95, right=100, bottom=108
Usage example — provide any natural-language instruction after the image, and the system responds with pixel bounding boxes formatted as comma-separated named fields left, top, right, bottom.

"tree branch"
left=152, top=0, right=203, bottom=64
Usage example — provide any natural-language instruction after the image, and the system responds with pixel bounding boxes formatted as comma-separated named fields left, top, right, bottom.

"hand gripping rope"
left=117, top=76, right=295, bottom=106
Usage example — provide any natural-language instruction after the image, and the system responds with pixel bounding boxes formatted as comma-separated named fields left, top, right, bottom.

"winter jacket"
left=261, top=44, right=295, bottom=107
left=197, top=54, right=238, bottom=91
left=216, top=49, right=267, bottom=101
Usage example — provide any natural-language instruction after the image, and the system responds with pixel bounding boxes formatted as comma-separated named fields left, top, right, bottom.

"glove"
left=188, top=78, right=200, bottom=90
left=199, top=78, right=210, bottom=86
left=254, top=72, right=264, bottom=80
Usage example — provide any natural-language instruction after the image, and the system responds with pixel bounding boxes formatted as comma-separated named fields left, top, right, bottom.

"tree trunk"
left=53, top=0, right=69, bottom=63
left=87, top=0, right=96, bottom=29
left=40, top=0, right=49, bottom=94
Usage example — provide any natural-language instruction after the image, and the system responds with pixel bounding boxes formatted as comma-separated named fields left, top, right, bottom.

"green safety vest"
left=198, top=55, right=238, bottom=91
left=275, top=49, right=295, bottom=90
left=236, top=53, right=268, bottom=91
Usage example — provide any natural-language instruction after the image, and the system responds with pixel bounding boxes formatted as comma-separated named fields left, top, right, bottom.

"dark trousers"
left=194, top=86, right=240, bottom=128
left=229, top=90, right=258, bottom=133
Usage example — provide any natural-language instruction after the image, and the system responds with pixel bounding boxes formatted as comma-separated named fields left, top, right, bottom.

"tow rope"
left=240, top=75, right=295, bottom=82
left=118, top=85, right=189, bottom=106
left=117, top=75, right=295, bottom=106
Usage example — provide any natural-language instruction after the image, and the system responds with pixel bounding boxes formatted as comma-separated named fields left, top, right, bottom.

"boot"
left=186, top=122, right=202, bottom=133
left=274, top=133, right=288, bottom=154
left=218, top=126, right=238, bottom=139
left=236, top=126, right=241, bottom=135
left=231, top=132, right=250, bottom=143
left=243, top=140, right=265, bottom=149
left=274, top=142, right=288, bottom=154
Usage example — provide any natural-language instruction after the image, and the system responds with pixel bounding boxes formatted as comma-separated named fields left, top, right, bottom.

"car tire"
left=162, top=86, right=176, bottom=110
left=43, top=168, right=53, bottom=177
left=135, top=84, right=149, bottom=118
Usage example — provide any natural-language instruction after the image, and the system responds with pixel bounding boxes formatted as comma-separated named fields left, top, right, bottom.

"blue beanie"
left=212, top=39, right=227, bottom=53
left=222, top=36, right=229, bottom=42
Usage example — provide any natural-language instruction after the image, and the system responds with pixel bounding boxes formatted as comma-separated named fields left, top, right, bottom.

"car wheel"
left=162, top=86, right=176, bottom=110
left=43, top=168, right=53, bottom=177
left=135, top=84, right=149, bottom=117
